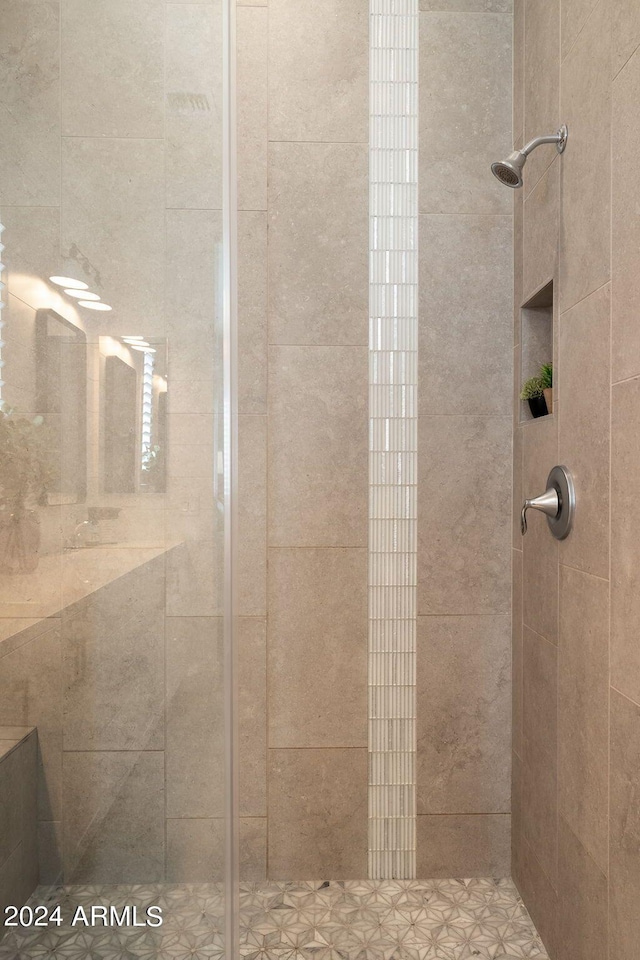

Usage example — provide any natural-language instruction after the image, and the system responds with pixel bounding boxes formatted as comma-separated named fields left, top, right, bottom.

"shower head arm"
left=522, top=125, right=569, bottom=158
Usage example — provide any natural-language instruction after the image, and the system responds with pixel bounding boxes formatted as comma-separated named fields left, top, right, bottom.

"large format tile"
left=522, top=627, right=558, bottom=886
left=419, top=12, right=512, bottom=215
left=238, top=416, right=267, bottom=617
left=611, top=378, right=640, bottom=704
left=62, top=559, right=165, bottom=751
left=610, top=689, right=640, bottom=960
left=522, top=414, right=559, bottom=644
left=512, top=836, right=558, bottom=958
left=268, top=346, right=368, bottom=547
left=417, top=615, right=511, bottom=814
left=166, top=819, right=224, bottom=883
left=165, top=617, right=224, bottom=819
left=612, top=0, right=640, bottom=78
left=63, top=751, right=164, bottom=883
left=237, top=7, right=267, bottom=211
left=2, top=206, right=61, bottom=311
left=558, top=565, right=608, bottom=874
left=0, top=1, right=60, bottom=206
left=514, top=0, right=525, bottom=144
left=268, top=748, right=367, bottom=878
left=558, top=284, right=610, bottom=579
left=0, top=625, right=62, bottom=824
left=166, top=541, right=223, bottom=618
left=268, top=0, right=368, bottom=143
left=418, top=416, right=511, bottom=615
left=61, top=138, right=165, bottom=330
left=166, top=3, right=222, bottom=211
left=558, top=817, right=608, bottom=960
left=612, top=50, right=640, bottom=381
left=268, top=142, right=368, bottom=346
left=420, top=0, right=511, bottom=8
left=269, top=548, right=367, bottom=749
left=513, top=548, right=524, bottom=759
left=416, top=814, right=510, bottom=877
left=62, top=0, right=163, bottom=139
left=523, top=159, right=560, bottom=303
left=561, top=0, right=600, bottom=60
left=559, top=0, right=611, bottom=314
left=524, top=0, right=560, bottom=194
left=238, top=212, right=267, bottom=415
left=419, top=215, right=513, bottom=415
left=238, top=619, right=267, bottom=819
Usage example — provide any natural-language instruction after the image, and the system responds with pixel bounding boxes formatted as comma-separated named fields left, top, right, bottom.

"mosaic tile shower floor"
left=0, top=878, right=549, bottom=960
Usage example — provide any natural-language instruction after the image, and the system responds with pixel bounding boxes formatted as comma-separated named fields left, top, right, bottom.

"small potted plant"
left=540, top=362, right=553, bottom=414
left=520, top=376, right=547, bottom=419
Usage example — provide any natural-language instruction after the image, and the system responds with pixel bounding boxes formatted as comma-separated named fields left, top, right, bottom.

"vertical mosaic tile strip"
left=368, top=0, right=419, bottom=880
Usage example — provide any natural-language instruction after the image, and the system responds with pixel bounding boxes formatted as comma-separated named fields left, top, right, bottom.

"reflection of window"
left=141, top=351, right=153, bottom=470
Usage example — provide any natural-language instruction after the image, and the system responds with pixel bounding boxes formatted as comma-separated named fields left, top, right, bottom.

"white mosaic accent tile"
left=0, top=879, right=549, bottom=959
left=369, top=0, right=419, bottom=880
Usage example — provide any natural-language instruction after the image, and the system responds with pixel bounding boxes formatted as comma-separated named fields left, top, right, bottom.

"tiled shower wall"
left=243, top=0, right=514, bottom=878
left=512, top=2, right=640, bottom=956
left=415, top=1, right=513, bottom=877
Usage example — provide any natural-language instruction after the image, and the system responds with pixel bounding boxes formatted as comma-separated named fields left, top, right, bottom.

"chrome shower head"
left=491, top=124, right=568, bottom=189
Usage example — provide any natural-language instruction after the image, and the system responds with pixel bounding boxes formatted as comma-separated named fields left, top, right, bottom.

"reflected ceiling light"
left=78, top=300, right=112, bottom=311
left=130, top=344, right=156, bottom=353
left=64, top=289, right=101, bottom=301
left=122, top=336, right=145, bottom=341
left=49, top=276, right=88, bottom=290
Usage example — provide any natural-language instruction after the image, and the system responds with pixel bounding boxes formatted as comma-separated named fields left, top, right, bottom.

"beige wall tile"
left=512, top=837, right=558, bottom=956
left=238, top=7, right=267, bottom=211
left=514, top=0, right=525, bottom=144
left=561, top=0, right=600, bottom=60
left=38, top=821, right=62, bottom=885
left=268, top=346, right=368, bottom=547
left=522, top=627, right=558, bottom=886
left=268, top=142, right=368, bottom=346
left=238, top=212, right=267, bottom=416
left=238, top=619, right=267, bottom=818
left=166, top=541, right=223, bottom=618
left=62, top=561, right=165, bottom=751
left=612, top=50, right=640, bottom=381
left=610, top=689, right=640, bottom=959
left=0, top=1, right=60, bottom=206
left=612, top=0, right=640, bottom=77
left=269, top=548, right=367, bottom=749
left=268, top=748, right=367, bottom=879
left=268, top=0, right=368, bottom=143
left=62, top=0, right=163, bottom=139
left=0, top=626, right=62, bottom=824
left=417, top=615, right=511, bottom=814
left=166, top=818, right=224, bottom=883
left=557, top=819, right=608, bottom=959
left=524, top=0, right=560, bottom=194
left=611, top=378, right=640, bottom=704
left=513, top=421, right=523, bottom=546
left=420, top=0, right=511, bottom=8
left=512, top=549, right=524, bottom=759
left=166, top=617, right=224, bottom=820
left=558, top=284, right=610, bottom=579
left=522, top=414, right=559, bottom=643
left=419, top=12, right=512, bottom=215
left=166, top=3, right=222, bottom=211
left=239, top=818, right=267, bottom=881
left=2, top=207, right=61, bottom=312
left=558, top=565, right=609, bottom=875
left=418, top=416, right=512, bottom=615
left=559, top=0, right=611, bottom=314
left=0, top=841, right=38, bottom=929
left=238, top=416, right=267, bottom=617
left=416, top=814, right=510, bottom=877
left=63, top=751, right=164, bottom=883
left=522, top=159, right=559, bottom=304
left=61, top=138, right=165, bottom=329
left=419, top=215, right=513, bottom=415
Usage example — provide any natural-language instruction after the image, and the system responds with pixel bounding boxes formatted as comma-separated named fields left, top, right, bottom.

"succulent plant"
left=540, top=362, right=553, bottom=389
left=520, top=376, right=545, bottom=401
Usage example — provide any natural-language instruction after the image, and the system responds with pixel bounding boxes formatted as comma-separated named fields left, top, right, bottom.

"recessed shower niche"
left=519, top=280, right=554, bottom=422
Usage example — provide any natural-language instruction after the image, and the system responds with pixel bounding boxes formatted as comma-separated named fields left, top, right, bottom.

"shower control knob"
left=521, top=465, right=575, bottom=540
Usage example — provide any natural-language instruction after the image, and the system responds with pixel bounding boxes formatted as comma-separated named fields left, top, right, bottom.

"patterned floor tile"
left=0, top=878, right=548, bottom=960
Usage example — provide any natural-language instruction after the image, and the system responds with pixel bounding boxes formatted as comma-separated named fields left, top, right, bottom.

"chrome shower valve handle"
left=521, top=465, right=575, bottom=540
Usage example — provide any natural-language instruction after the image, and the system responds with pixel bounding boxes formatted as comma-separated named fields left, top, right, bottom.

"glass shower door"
left=0, top=0, right=234, bottom=956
